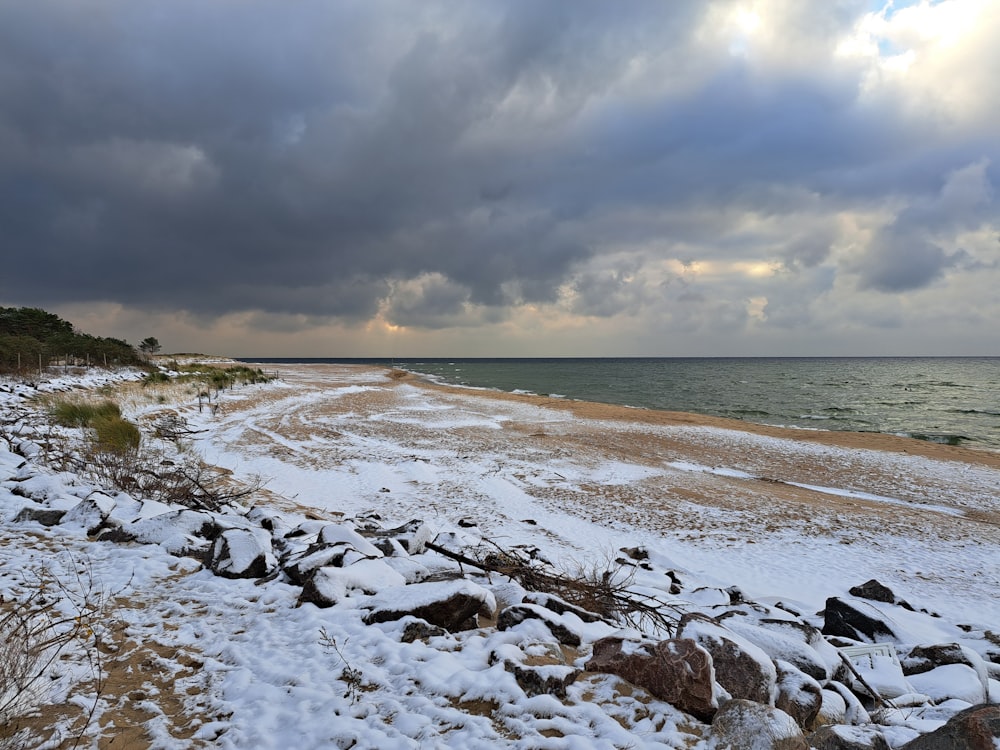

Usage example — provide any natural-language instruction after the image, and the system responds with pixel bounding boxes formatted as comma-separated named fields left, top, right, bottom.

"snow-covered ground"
left=1, top=364, right=997, bottom=748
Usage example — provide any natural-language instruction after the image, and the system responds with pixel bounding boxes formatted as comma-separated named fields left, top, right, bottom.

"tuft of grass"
left=91, top=414, right=141, bottom=454
left=142, top=371, right=171, bottom=387
left=48, top=398, right=140, bottom=454
left=49, top=400, right=121, bottom=428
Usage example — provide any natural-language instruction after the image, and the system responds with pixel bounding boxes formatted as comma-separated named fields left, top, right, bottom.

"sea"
left=240, top=357, right=1000, bottom=451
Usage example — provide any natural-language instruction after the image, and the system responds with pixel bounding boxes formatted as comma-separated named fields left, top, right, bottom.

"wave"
left=898, top=432, right=971, bottom=446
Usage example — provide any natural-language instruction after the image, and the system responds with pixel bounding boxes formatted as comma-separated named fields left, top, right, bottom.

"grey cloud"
left=858, top=233, right=952, bottom=293
left=858, top=157, right=997, bottom=293
left=0, top=0, right=996, bottom=340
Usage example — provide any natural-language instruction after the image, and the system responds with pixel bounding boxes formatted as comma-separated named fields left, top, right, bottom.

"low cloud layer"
left=1, top=0, right=997, bottom=355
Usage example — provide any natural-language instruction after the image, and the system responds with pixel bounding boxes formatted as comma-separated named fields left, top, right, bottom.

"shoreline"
left=236, top=356, right=1000, bottom=454
left=213, top=361, right=1000, bottom=620
left=248, top=361, right=1000, bottom=471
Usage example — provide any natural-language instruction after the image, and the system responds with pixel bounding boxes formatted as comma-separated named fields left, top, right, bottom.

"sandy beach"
left=216, top=363, right=1000, bottom=620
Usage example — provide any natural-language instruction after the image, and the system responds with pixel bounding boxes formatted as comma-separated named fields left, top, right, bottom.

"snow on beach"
left=1, top=362, right=998, bottom=748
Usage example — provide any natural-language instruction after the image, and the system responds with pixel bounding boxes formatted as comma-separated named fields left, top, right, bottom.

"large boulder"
left=707, top=699, right=807, bottom=750
left=900, top=703, right=1000, bottom=750
left=679, top=613, right=778, bottom=705
left=585, top=636, right=718, bottom=722
left=363, top=579, right=495, bottom=631
left=722, top=617, right=832, bottom=682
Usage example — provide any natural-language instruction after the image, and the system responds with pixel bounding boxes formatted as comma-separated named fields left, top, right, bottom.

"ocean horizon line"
left=235, top=354, right=999, bottom=361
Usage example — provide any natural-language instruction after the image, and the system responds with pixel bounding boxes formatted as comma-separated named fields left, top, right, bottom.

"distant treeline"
left=0, top=306, right=146, bottom=373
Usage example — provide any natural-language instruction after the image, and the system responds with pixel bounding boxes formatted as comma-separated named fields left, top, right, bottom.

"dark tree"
left=139, top=337, right=161, bottom=355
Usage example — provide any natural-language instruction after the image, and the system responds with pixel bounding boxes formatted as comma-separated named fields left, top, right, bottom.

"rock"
left=61, top=494, right=116, bottom=536
left=679, top=613, right=778, bottom=705
left=822, top=598, right=900, bottom=643
left=399, top=618, right=447, bottom=643
left=586, top=636, right=718, bottom=722
left=808, top=725, right=890, bottom=750
left=848, top=579, right=893, bottom=603
left=14, top=505, right=66, bottom=526
left=363, top=579, right=496, bottom=631
left=282, top=543, right=353, bottom=585
left=301, top=559, right=407, bottom=608
left=899, top=643, right=984, bottom=676
left=99, top=509, right=220, bottom=559
left=722, top=617, right=832, bottom=682
left=318, top=524, right=384, bottom=558
left=774, top=660, right=822, bottom=731
left=707, top=699, right=807, bottom=750
left=900, top=703, right=1000, bottom=750
left=210, top=528, right=276, bottom=579
left=503, top=659, right=580, bottom=698
left=497, top=603, right=583, bottom=647
left=823, top=681, right=871, bottom=726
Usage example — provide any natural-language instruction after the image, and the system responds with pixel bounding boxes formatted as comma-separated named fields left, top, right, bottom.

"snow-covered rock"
left=210, top=527, right=277, bottom=579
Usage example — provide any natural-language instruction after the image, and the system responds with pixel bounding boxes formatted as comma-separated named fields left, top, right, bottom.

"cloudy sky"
left=1, top=0, right=998, bottom=356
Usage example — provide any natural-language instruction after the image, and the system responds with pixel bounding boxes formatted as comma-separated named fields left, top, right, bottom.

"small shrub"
left=0, top=557, right=126, bottom=748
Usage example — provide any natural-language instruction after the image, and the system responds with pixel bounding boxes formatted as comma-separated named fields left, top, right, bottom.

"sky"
left=1, top=0, right=998, bottom=357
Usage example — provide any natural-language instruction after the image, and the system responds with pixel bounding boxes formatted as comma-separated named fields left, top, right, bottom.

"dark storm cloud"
left=0, top=0, right=995, bottom=330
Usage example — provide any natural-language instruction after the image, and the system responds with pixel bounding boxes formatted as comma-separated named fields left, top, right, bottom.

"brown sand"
left=225, top=364, right=1000, bottom=545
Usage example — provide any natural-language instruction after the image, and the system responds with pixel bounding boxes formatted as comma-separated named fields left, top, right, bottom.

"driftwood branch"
left=425, top=539, right=682, bottom=635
